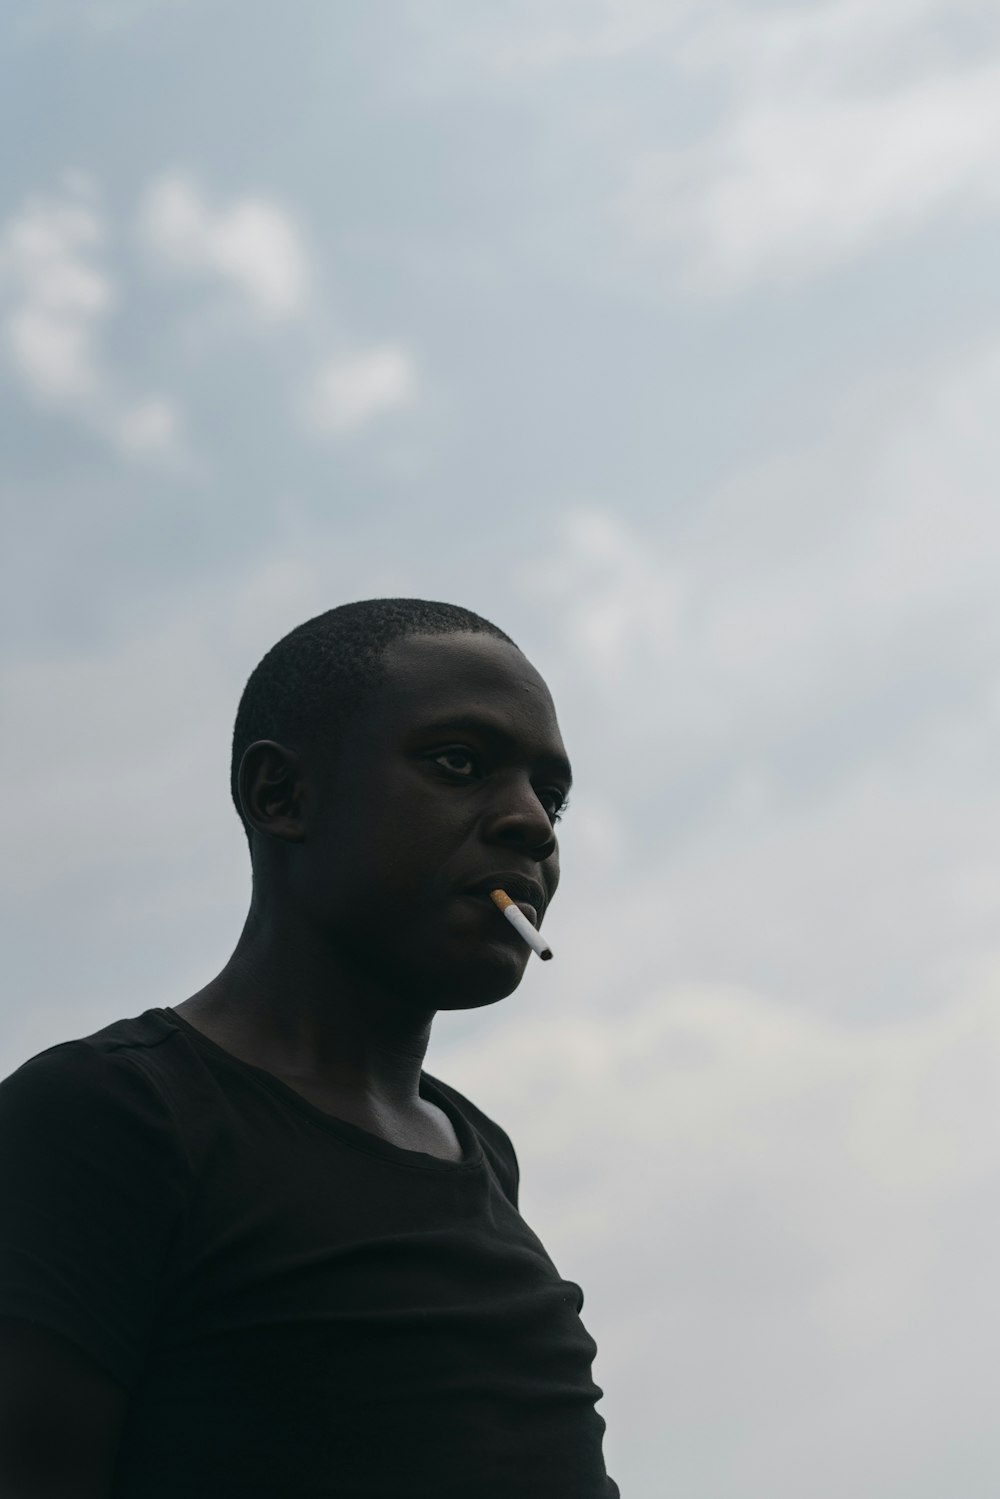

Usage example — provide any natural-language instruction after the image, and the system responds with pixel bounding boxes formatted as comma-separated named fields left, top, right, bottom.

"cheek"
left=307, top=769, right=479, bottom=909
left=316, top=813, right=453, bottom=911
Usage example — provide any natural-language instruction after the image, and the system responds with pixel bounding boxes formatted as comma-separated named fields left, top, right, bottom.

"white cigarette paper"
left=489, top=889, right=553, bottom=961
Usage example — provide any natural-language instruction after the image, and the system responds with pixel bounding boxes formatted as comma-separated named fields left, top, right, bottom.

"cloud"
left=1, top=196, right=110, bottom=399
left=0, top=181, right=179, bottom=457
left=140, top=172, right=311, bottom=319
left=400, top=0, right=691, bottom=84
left=437, top=966, right=1000, bottom=1495
left=431, top=0, right=1000, bottom=290
left=138, top=175, right=420, bottom=437
left=0, top=545, right=403, bottom=908
left=113, top=395, right=178, bottom=454
left=620, top=58, right=1000, bottom=290
left=2, top=174, right=411, bottom=455
left=524, top=332, right=1000, bottom=700
left=303, top=345, right=418, bottom=436
left=484, top=0, right=688, bottom=73
left=516, top=332, right=1000, bottom=1022
left=519, top=508, right=684, bottom=675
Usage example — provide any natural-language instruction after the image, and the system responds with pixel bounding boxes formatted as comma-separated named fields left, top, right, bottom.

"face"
left=292, top=631, right=572, bottom=1008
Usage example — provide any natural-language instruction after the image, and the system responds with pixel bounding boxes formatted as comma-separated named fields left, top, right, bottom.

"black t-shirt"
left=0, top=1007, right=619, bottom=1497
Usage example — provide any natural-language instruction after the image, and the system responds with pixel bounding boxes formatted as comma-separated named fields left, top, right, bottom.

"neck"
left=175, top=898, right=436, bottom=1113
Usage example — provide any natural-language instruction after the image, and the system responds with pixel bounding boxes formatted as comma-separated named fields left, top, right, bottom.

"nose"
left=481, top=777, right=558, bottom=861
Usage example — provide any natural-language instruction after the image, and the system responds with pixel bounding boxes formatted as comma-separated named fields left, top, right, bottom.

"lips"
left=464, top=873, right=546, bottom=923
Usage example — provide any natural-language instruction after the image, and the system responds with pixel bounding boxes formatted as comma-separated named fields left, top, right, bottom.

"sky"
left=2, top=1, right=1000, bottom=1493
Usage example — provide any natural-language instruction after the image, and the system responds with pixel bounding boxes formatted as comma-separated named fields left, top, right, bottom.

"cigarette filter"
left=489, top=889, right=553, bottom=961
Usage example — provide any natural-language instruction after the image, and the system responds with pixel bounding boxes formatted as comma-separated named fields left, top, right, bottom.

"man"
left=0, top=598, right=619, bottom=1497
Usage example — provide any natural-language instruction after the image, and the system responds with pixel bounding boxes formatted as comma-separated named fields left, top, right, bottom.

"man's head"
left=231, top=600, right=571, bottom=1006
left=230, top=599, right=516, bottom=849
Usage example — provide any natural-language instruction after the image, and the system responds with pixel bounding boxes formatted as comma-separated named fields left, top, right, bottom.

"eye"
left=431, top=746, right=480, bottom=777
left=538, top=788, right=570, bottom=824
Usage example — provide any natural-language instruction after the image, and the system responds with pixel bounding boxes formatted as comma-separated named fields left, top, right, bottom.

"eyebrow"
left=416, top=714, right=573, bottom=787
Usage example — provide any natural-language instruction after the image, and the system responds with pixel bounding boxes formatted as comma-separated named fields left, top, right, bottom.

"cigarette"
left=489, top=889, right=553, bottom=961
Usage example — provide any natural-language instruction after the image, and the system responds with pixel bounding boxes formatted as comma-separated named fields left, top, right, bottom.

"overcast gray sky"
left=3, top=2, right=1000, bottom=1493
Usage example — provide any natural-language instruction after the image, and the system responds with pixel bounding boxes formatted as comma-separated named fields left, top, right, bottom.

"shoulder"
left=0, top=1011, right=190, bottom=1171
left=3, top=1009, right=169, bottom=1095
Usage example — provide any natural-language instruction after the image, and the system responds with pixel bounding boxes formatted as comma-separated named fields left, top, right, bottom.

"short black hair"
left=230, top=598, right=516, bottom=851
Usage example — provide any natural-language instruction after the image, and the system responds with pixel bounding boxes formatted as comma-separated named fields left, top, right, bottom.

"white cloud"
left=489, top=0, right=688, bottom=72
left=0, top=182, right=180, bottom=458
left=620, top=60, right=1000, bottom=290
left=401, top=0, right=691, bottom=85
left=140, top=172, right=311, bottom=319
left=0, top=551, right=377, bottom=909
left=460, top=0, right=1000, bottom=290
left=526, top=333, right=1000, bottom=701
left=114, top=395, right=177, bottom=454
left=517, top=333, right=1000, bottom=1021
left=437, top=967, right=1000, bottom=1495
left=1, top=196, right=111, bottom=399
left=519, top=508, right=683, bottom=675
left=304, top=345, right=417, bottom=436
left=6, top=304, right=100, bottom=401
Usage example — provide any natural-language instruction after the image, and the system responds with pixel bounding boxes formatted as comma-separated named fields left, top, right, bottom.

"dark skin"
left=173, top=631, right=572, bottom=1161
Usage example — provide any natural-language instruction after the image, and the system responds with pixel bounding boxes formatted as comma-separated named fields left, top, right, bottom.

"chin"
left=433, top=984, right=518, bottom=1013
left=414, top=946, right=530, bottom=1011
left=354, top=928, right=531, bottom=1010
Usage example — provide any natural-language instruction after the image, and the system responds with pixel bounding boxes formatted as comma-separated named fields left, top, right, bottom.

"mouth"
left=464, top=874, right=546, bottom=926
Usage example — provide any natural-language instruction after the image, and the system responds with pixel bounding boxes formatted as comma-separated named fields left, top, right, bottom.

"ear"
left=238, top=740, right=307, bottom=844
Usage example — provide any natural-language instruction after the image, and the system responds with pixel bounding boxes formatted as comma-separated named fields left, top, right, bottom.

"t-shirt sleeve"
left=0, top=1041, right=190, bottom=1389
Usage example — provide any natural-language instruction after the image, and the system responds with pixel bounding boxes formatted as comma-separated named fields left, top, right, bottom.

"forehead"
left=355, top=631, right=568, bottom=760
